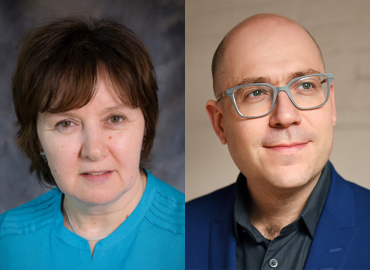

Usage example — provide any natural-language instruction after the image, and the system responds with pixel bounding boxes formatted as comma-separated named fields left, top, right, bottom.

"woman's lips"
left=264, top=142, right=309, bottom=154
left=80, top=171, right=113, bottom=183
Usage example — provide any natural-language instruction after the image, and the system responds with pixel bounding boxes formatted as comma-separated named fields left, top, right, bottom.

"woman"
left=0, top=18, right=184, bottom=269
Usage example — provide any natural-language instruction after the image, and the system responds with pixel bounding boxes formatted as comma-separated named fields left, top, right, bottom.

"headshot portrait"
left=0, top=1, right=184, bottom=269
left=186, top=1, right=370, bottom=269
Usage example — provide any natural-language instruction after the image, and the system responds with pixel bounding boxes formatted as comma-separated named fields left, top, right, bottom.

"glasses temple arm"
left=216, top=92, right=225, bottom=101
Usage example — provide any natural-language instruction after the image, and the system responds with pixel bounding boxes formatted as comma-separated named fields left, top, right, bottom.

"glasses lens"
left=233, top=85, right=274, bottom=117
left=289, top=75, right=329, bottom=108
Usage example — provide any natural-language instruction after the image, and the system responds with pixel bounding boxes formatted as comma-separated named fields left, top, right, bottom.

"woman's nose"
left=80, top=127, right=109, bottom=161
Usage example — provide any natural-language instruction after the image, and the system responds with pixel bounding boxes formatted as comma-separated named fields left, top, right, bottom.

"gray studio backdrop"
left=0, top=0, right=184, bottom=214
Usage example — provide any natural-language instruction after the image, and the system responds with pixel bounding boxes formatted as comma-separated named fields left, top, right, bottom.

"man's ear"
left=330, top=82, right=336, bottom=126
left=206, top=100, right=227, bottom=145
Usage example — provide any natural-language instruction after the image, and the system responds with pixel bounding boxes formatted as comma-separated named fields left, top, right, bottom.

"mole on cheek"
left=109, top=136, right=112, bottom=140
left=55, top=169, right=57, bottom=173
left=61, top=145, right=63, bottom=147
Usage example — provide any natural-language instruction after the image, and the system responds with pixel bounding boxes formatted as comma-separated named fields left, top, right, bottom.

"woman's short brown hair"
left=12, top=17, right=159, bottom=187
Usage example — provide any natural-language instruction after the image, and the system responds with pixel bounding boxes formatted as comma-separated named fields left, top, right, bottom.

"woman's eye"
left=110, top=116, right=124, bottom=123
left=57, top=121, right=72, bottom=128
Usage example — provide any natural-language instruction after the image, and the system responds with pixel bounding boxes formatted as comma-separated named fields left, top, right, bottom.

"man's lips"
left=264, top=142, right=309, bottom=154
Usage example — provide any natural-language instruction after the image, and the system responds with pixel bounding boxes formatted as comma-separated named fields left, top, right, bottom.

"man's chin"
left=263, top=163, right=317, bottom=190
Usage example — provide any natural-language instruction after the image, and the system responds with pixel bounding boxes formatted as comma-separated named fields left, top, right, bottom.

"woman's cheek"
left=48, top=140, right=79, bottom=178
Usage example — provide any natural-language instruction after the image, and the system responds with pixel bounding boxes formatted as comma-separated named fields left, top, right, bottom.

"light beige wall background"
left=186, top=0, right=370, bottom=202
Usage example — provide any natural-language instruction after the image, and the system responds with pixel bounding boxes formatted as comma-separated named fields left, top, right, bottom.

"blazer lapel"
left=209, top=186, right=237, bottom=270
left=304, top=164, right=358, bottom=270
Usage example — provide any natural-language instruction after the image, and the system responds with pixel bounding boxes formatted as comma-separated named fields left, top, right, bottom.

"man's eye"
left=300, top=82, right=312, bottom=89
left=248, top=90, right=264, bottom=97
left=248, top=89, right=264, bottom=97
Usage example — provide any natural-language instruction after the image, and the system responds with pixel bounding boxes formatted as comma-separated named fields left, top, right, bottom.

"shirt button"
left=269, top=259, right=278, bottom=268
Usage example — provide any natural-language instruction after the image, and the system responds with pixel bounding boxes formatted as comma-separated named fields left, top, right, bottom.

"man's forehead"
left=226, top=14, right=304, bottom=41
left=218, top=22, right=323, bottom=92
left=224, top=19, right=319, bottom=60
left=234, top=69, right=322, bottom=87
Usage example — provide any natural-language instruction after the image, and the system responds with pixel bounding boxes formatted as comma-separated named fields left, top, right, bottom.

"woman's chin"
left=87, top=190, right=125, bottom=206
left=63, top=188, right=122, bottom=207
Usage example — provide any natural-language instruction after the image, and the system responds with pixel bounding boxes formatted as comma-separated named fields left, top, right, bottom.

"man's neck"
left=247, top=174, right=320, bottom=240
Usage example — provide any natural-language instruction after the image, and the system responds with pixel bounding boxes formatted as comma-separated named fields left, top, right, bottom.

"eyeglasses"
left=216, top=73, right=334, bottom=119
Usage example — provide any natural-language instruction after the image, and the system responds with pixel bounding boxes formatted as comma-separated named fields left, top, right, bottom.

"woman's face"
left=37, top=78, right=145, bottom=206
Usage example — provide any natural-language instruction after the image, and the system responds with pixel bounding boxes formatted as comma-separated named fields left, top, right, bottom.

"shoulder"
left=319, top=165, right=370, bottom=266
left=144, top=171, right=185, bottom=235
left=185, top=184, right=236, bottom=268
left=345, top=179, right=370, bottom=199
left=328, top=165, right=370, bottom=231
left=186, top=183, right=236, bottom=223
left=0, top=188, right=60, bottom=238
left=331, top=164, right=370, bottom=207
left=147, top=171, right=184, bottom=203
left=345, top=180, right=370, bottom=216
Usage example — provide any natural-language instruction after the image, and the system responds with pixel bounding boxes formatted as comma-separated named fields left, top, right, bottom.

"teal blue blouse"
left=0, top=172, right=184, bottom=269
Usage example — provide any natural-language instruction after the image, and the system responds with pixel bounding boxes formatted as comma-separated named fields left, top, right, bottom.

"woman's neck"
left=62, top=171, right=146, bottom=247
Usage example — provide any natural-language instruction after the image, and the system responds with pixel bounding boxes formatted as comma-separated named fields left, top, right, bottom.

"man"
left=186, top=14, right=370, bottom=270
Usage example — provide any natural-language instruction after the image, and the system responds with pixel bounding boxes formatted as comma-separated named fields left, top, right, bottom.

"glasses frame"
left=216, top=73, right=334, bottom=119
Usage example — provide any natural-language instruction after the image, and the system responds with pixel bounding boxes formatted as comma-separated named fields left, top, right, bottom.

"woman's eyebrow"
left=102, top=104, right=127, bottom=113
left=44, top=111, right=78, bottom=120
left=42, top=104, right=128, bottom=122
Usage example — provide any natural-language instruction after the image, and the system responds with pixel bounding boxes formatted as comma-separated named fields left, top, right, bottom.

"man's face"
left=208, top=18, right=336, bottom=191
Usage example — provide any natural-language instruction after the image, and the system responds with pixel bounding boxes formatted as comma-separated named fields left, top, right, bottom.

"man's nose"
left=269, top=91, right=302, bottom=128
left=80, top=126, right=108, bottom=161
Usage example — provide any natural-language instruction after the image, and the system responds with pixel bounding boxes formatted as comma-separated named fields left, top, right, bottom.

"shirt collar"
left=300, top=161, right=332, bottom=238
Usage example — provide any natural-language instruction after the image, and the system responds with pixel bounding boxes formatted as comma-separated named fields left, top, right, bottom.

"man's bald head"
left=211, top=14, right=324, bottom=95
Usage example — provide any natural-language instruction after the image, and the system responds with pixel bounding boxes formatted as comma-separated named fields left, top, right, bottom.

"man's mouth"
left=264, top=142, right=309, bottom=154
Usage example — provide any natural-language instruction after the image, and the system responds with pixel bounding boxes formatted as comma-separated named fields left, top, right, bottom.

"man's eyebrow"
left=235, top=69, right=321, bottom=87
left=286, top=69, right=321, bottom=82
left=236, top=76, right=271, bottom=86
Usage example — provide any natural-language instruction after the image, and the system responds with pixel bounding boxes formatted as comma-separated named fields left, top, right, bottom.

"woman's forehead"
left=44, top=74, right=133, bottom=114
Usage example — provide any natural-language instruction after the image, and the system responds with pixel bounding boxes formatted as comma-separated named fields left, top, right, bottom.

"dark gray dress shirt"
left=234, top=162, right=332, bottom=270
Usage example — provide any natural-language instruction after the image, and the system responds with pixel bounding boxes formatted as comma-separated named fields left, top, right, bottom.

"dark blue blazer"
left=186, top=164, right=370, bottom=270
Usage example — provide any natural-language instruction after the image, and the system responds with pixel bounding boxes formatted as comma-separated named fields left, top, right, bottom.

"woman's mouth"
left=80, top=171, right=113, bottom=183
